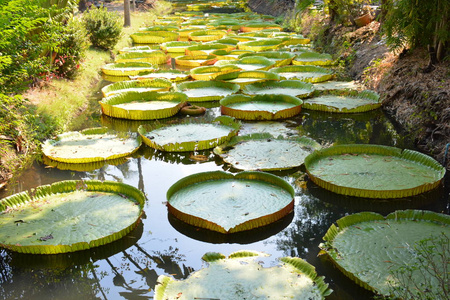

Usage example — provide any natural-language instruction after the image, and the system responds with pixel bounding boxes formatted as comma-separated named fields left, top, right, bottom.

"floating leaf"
left=129, top=69, right=190, bottom=82
left=292, top=52, right=334, bottom=66
left=214, top=133, right=321, bottom=171
left=138, top=116, right=240, bottom=152
left=303, top=90, right=381, bottom=113
left=155, top=251, right=331, bottom=300
left=189, top=65, right=242, bottom=81
left=220, top=94, right=303, bottom=120
left=320, top=210, right=450, bottom=297
left=101, top=62, right=154, bottom=77
left=242, top=80, right=315, bottom=98
left=115, top=51, right=168, bottom=65
left=271, top=65, right=334, bottom=83
left=42, top=127, right=142, bottom=164
left=101, top=78, right=172, bottom=97
left=215, top=70, right=281, bottom=87
left=175, top=80, right=240, bottom=101
left=304, top=144, right=446, bottom=198
left=130, top=31, right=179, bottom=44
left=0, top=180, right=145, bottom=254
left=166, top=171, right=295, bottom=233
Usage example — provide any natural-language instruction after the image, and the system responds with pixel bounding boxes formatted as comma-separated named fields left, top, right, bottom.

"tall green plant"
left=382, top=0, right=449, bottom=63
left=83, top=5, right=123, bottom=50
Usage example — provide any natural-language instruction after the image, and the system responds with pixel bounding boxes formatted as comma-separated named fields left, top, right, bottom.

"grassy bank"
left=0, top=1, right=172, bottom=190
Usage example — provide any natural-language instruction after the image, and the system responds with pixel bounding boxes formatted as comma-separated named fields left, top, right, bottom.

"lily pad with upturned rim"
left=239, top=51, right=296, bottom=67
left=166, top=171, right=295, bottom=233
left=100, top=91, right=188, bottom=120
left=138, top=116, right=240, bottom=152
left=185, top=43, right=232, bottom=56
left=215, top=70, right=281, bottom=87
left=42, top=127, right=142, bottom=164
left=174, top=55, right=218, bottom=67
left=214, top=133, right=321, bottom=171
left=304, top=144, right=446, bottom=198
left=237, top=38, right=284, bottom=52
left=220, top=94, right=303, bottom=120
left=101, top=62, right=155, bottom=77
left=115, top=51, right=169, bottom=65
left=242, top=80, right=315, bottom=98
left=188, top=29, right=227, bottom=42
left=271, top=65, right=335, bottom=83
left=175, top=80, right=240, bottom=101
left=303, top=90, right=381, bottom=113
left=155, top=250, right=332, bottom=300
left=130, top=31, right=179, bottom=44
left=101, top=78, right=172, bottom=97
left=129, top=69, right=190, bottom=82
left=0, top=180, right=145, bottom=254
left=214, top=56, right=276, bottom=71
left=160, top=41, right=199, bottom=53
left=189, top=65, right=242, bottom=81
left=292, top=52, right=334, bottom=66
left=319, top=210, right=450, bottom=297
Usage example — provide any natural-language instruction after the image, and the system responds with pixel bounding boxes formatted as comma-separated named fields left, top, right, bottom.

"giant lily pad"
left=214, top=133, right=321, bottom=171
left=271, top=65, right=335, bottom=82
left=242, top=80, right=315, bottom=98
left=319, top=210, right=450, bottom=297
left=304, top=144, right=446, bottom=198
left=303, top=90, right=381, bottom=113
left=211, top=49, right=254, bottom=61
left=215, top=56, right=275, bottom=71
left=129, top=69, right=190, bottom=82
left=240, top=22, right=283, bottom=32
left=0, top=180, right=145, bottom=254
left=189, top=65, right=242, bottom=81
left=215, top=70, right=281, bottom=87
left=130, top=31, right=179, bottom=44
left=292, top=52, right=334, bottom=66
left=175, top=55, right=217, bottom=67
left=155, top=251, right=332, bottom=300
left=100, top=91, right=187, bottom=120
left=239, top=51, right=296, bottom=67
left=160, top=41, right=199, bottom=53
left=115, top=51, right=168, bottom=65
left=101, top=78, right=172, bottom=97
left=175, top=80, right=240, bottom=101
left=166, top=171, right=295, bottom=233
left=220, top=94, right=303, bottom=120
left=237, top=38, right=284, bottom=51
left=186, top=43, right=231, bottom=55
left=188, top=29, right=227, bottom=42
left=138, top=116, right=240, bottom=152
left=42, top=127, right=142, bottom=164
left=101, top=62, right=155, bottom=77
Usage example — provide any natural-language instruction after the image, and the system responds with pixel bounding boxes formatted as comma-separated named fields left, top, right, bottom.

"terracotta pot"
left=354, top=13, right=373, bottom=27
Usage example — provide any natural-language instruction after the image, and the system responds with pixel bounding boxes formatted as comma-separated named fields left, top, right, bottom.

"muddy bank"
left=248, top=0, right=450, bottom=171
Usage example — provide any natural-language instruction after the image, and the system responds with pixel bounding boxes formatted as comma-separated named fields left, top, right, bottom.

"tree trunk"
left=124, top=0, right=131, bottom=27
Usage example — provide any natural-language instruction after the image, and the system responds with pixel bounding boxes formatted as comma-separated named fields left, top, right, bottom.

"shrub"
left=82, top=5, right=123, bottom=50
left=52, top=18, right=89, bottom=79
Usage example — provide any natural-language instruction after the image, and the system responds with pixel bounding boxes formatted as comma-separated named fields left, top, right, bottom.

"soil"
left=248, top=0, right=450, bottom=170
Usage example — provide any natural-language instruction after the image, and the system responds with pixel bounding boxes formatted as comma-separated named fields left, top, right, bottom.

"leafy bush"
left=52, top=18, right=89, bottom=79
left=82, top=6, right=123, bottom=50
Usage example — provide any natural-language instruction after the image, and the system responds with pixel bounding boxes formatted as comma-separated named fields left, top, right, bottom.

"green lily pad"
left=215, top=56, right=276, bottom=71
left=175, top=55, right=217, bottom=67
left=237, top=38, right=284, bottom=51
left=271, top=65, right=335, bottom=83
left=42, top=127, right=142, bottom=164
left=240, top=22, right=283, bottom=32
left=130, top=31, right=179, bottom=44
left=118, top=45, right=153, bottom=54
left=239, top=51, right=296, bottom=67
left=100, top=91, right=187, bottom=120
left=220, top=94, right=303, bottom=120
left=115, top=50, right=168, bottom=65
left=215, top=70, right=281, bottom=87
left=320, top=210, right=450, bottom=297
left=138, top=116, right=240, bottom=152
left=303, top=90, right=381, bottom=113
left=160, top=41, right=199, bottom=53
left=188, top=29, right=227, bottom=42
left=242, top=80, right=315, bottom=98
left=175, top=80, right=240, bottom=101
left=313, top=80, right=364, bottom=91
left=155, top=251, right=332, bottom=300
left=129, top=69, right=190, bottom=82
left=211, top=49, right=254, bottom=61
left=189, top=65, right=242, bottom=81
left=214, top=133, right=321, bottom=171
left=101, top=78, right=172, bottom=97
left=304, top=144, right=446, bottom=198
left=292, top=52, right=334, bottom=66
left=101, top=62, right=155, bottom=77
left=0, top=180, right=145, bottom=254
left=166, top=171, right=295, bottom=233
left=185, top=43, right=231, bottom=55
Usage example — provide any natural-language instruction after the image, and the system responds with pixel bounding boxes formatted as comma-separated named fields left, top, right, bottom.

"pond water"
left=1, top=10, right=449, bottom=300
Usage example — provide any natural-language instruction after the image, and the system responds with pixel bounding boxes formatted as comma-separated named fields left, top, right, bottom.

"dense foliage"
left=82, top=6, right=123, bottom=50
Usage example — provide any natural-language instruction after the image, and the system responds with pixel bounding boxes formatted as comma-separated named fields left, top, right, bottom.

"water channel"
left=1, top=9, right=449, bottom=300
